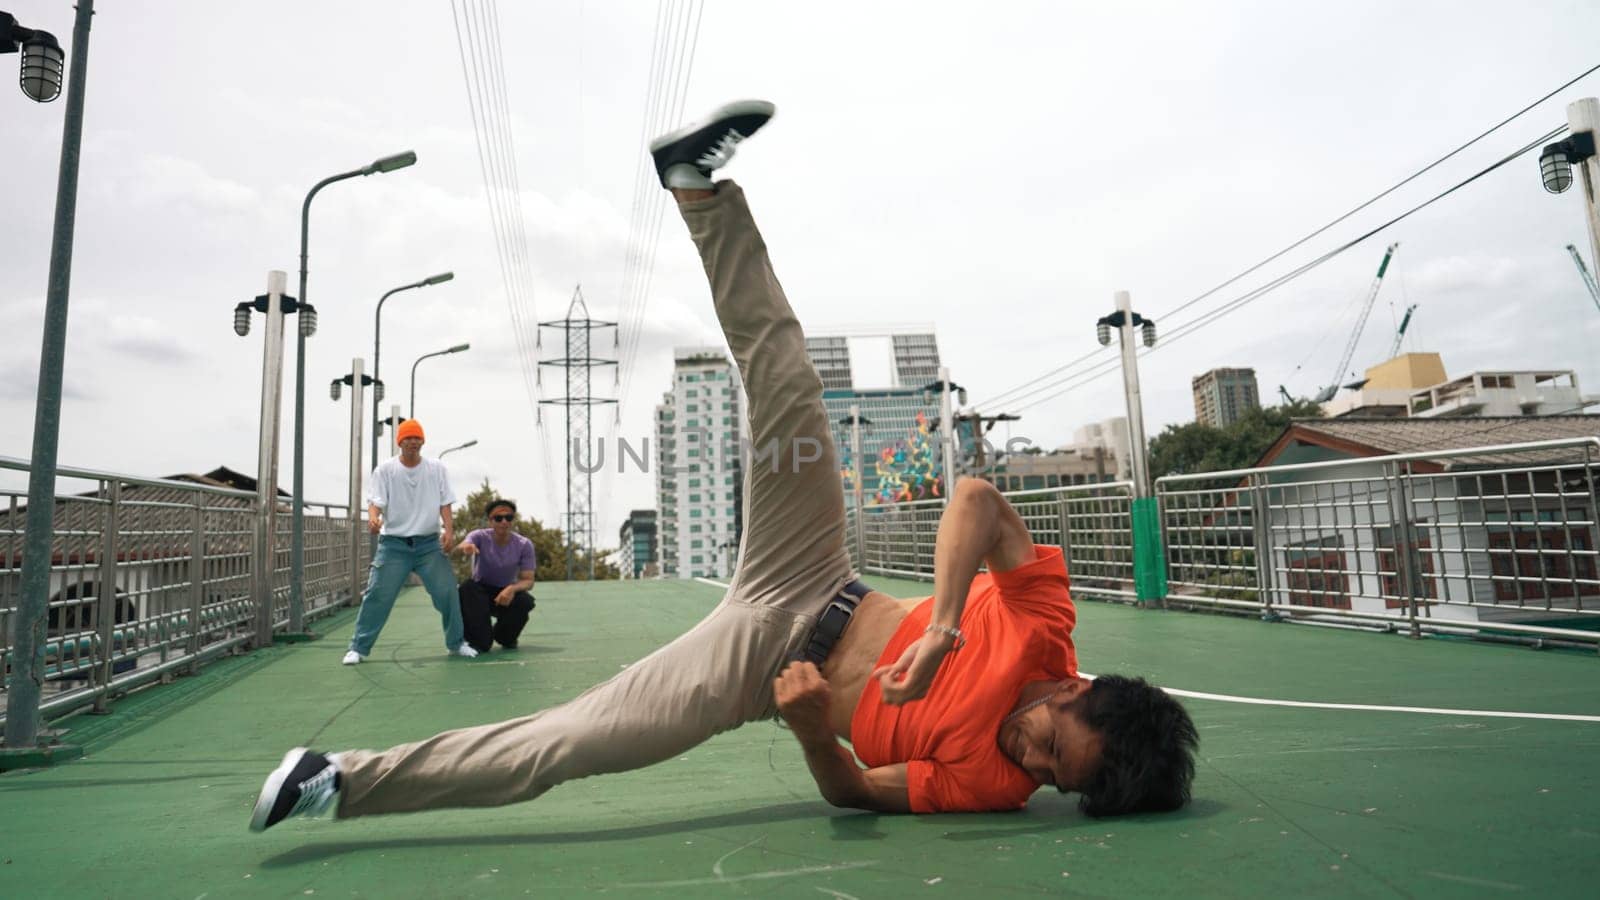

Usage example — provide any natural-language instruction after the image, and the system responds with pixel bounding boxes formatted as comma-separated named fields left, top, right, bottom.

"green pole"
left=1131, top=496, right=1168, bottom=605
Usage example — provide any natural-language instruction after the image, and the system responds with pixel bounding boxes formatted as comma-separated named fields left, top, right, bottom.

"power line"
left=616, top=0, right=707, bottom=416
left=450, top=0, right=558, bottom=511
left=976, top=62, right=1600, bottom=411
left=1009, top=125, right=1564, bottom=415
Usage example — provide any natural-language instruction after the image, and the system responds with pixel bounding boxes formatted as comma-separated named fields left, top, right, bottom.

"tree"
left=451, top=479, right=620, bottom=582
left=1148, top=400, right=1324, bottom=479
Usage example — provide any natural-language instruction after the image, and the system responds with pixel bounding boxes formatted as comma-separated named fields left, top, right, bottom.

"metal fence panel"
left=1158, top=437, right=1600, bottom=646
left=852, top=481, right=1136, bottom=602
left=0, top=456, right=363, bottom=728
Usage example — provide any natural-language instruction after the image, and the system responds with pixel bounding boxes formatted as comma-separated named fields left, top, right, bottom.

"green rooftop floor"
left=3, top=576, right=1598, bottom=898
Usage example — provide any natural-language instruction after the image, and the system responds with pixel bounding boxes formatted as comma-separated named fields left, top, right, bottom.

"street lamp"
left=4, top=1, right=95, bottom=758
left=1094, top=294, right=1156, bottom=498
left=2, top=12, right=63, bottom=102
left=439, top=439, right=478, bottom=459
left=234, top=293, right=315, bottom=337
left=410, top=342, right=470, bottom=419
left=372, top=271, right=453, bottom=478
left=1539, top=99, right=1600, bottom=302
left=330, top=373, right=382, bottom=402
left=288, top=148, right=417, bottom=636
left=840, top=407, right=873, bottom=564
left=331, top=362, right=378, bottom=605
left=922, top=370, right=966, bottom=492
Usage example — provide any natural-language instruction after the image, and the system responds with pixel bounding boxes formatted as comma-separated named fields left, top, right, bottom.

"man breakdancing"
left=250, top=100, right=1197, bottom=831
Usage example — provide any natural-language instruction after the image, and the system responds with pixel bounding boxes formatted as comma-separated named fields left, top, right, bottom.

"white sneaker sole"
left=648, top=99, right=776, bottom=152
left=248, top=747, right=308, bottom=833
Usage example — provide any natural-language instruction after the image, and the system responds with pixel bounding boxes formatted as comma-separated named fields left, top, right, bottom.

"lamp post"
left=372, top=272, right=452, bottom=477
left=922, top=369, right=966, bottom=496
left=377, top=410, right=405, bottom=457
left=231, top=275, right=314, bottom=647
left=1539, top=98, right=1600, bottom=290
left=1095, top=291, right=1165, bottom=606
left=331, top=361, right=379, bottom=605
left=439, top=439, right=478, bottom=460
left=960, top=411, right=1020, bottom=475
left=288, top=149, right=417, bottom=638
left=409, top=342, right=470, bottom=419
left=3, top=1, right=94, bottom=759
left=840, top=406, right=872, bottom=566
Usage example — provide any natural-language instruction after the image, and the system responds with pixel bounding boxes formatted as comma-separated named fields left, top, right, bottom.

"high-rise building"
left=1192, top=367, right=1261, bottom=428
left=653, top=391, right=679, bottom=576
left=654, top=347, right=744, bottom=579
left=804, top=336, right=854, bottom=390
left=891, top=333, right=941, bottom=387
left=805, top=330, right=955, bottom=504
left=618, top=510, right=657, bottom=579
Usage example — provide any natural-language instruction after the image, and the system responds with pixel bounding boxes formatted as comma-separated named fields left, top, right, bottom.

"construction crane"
left=1314, top=242, right=1400, bottom=403
left=1565, top=244, right=1600, bottom=314
left=1386, top=303, right=1418, bottom=359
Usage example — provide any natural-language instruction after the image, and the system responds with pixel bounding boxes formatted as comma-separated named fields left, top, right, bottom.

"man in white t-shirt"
left=343, top=418, right=477, bottom=665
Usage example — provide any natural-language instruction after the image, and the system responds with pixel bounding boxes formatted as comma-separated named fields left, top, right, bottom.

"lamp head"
left=366, top=150, right=417, bottom=175
left=1541, top=141, right=1574, bottom=194
left=17, top=28, right=63, bottom=103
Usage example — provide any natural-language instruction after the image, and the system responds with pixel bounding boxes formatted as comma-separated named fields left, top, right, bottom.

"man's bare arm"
left=795, top=740, right=911, bottom=813
left=775, top=661, right=911, bottom=812
left=875, top=478, right=1034, bottom=704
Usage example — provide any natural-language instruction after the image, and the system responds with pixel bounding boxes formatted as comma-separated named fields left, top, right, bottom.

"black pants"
left=458, top=580, right=535, bottom=652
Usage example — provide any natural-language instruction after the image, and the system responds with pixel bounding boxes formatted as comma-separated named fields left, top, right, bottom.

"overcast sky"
left=5, top=0, right=1600, bottom=546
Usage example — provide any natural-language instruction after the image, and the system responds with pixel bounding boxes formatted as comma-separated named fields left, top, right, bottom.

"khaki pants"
left=337, top=182, right=854, bottom=817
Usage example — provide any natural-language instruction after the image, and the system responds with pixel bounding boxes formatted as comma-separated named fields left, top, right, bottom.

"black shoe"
left=649, top=99, right=776, bottom=189
left=249, top=747, right=341, bottom=832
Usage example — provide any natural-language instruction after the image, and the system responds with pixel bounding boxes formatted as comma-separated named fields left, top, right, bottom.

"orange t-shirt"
left=849, top=544, right=1078, bottom=813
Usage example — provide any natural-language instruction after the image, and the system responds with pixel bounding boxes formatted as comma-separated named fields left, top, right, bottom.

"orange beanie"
left=397, top=419, right=426, bottom=443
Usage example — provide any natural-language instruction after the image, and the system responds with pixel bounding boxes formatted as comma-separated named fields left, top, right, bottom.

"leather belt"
left=385, top=534, right=437, bottom=547
left=799, top=578, right=872, bottom=666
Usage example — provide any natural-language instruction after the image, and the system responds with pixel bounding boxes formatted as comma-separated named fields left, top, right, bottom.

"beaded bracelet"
left=924, top=623, right=966, bottom=650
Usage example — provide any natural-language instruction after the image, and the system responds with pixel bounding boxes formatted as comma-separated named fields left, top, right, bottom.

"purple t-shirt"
left=465, top=529, right=537, bottom=588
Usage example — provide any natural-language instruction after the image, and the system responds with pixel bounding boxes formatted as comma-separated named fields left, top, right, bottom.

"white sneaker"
left=341, top=650, right=364, bottom=666
left=454, top=643, right=479, bottom=659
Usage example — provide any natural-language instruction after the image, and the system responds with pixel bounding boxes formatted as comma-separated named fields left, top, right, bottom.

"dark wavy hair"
left=485, top=498, right=517, bottom=518
left=1069, top=674, right=1197, bottom=817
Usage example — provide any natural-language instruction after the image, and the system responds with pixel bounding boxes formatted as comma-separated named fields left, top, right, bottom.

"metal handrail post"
left=188, top=495, right=205, bottom=667
left=93, top=479, right=119, bottom=713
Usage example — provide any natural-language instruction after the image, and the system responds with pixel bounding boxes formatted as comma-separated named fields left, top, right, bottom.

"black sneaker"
left=649, top=99, right=776, bottom=189
left=248, top=747, right=341, bottom=832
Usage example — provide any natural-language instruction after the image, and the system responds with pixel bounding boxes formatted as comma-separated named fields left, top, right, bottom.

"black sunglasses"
left=490, top=514, right=515, bottom=522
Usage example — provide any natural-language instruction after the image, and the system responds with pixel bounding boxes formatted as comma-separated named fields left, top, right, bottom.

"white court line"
left=690, top=577, right=1600, bottom=724
left=1106, top=678, right=1600, bottom=723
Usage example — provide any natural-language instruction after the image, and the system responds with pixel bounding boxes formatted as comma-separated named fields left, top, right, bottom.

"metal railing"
left=852, top=481, right=1138, bottom=601
left=846, top=437, right=1600, bottom=650
left=0, top=456, right=367, bottom=727
left=1158, top=437, right=1600, bottom=646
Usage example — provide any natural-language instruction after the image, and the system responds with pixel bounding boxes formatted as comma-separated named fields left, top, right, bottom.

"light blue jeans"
left=350, top=534, right=464, bottom=656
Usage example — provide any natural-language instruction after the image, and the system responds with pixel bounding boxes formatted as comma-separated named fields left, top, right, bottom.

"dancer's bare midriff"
left=821, top=591, right=923, bottom=740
